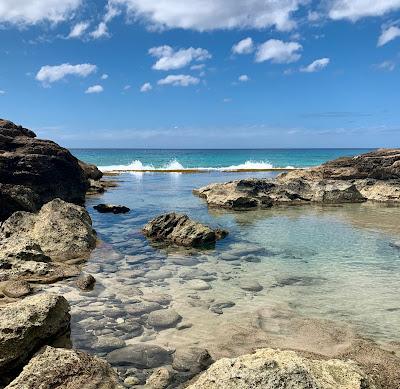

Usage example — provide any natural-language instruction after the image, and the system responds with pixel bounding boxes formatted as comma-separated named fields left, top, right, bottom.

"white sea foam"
left=99, top=159, right=294, bottom=172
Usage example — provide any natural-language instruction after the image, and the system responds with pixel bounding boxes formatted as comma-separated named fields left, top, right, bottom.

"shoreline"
left=102, top=167, right=300, bottom=174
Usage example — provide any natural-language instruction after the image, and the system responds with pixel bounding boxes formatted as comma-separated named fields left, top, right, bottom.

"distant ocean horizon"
left=71, top=148, right=373, bottom=172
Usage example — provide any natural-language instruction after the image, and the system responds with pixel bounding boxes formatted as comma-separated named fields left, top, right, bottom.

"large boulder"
left=0, top=198, right=96, bottom=262
left=0, top=293, right=70, bottom=374
left=5, top=346, right=119, bottom=389
left=0, top=119, right=96, bottom=221
left=188, top=348, right=373, bottom=389
left=143, top=213, right=228, bottom=247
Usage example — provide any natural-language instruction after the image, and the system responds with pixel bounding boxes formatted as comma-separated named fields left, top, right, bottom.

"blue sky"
left=1, top=0, right=400, bottom=148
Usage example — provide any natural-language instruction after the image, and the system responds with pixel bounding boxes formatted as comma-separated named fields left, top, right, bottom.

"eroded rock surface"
left=188, top=348, right=373, bottom=389
left=5, top=346, right=119, bottom=389
left=194, top=149, right=400, bottom=209
left=143, top=213, right=228, bottom=247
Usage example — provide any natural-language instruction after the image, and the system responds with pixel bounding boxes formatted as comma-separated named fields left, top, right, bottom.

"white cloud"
left=0, top=90, right=5, bottom=95
left=329, top=0, right=400, bottom=21
left=149, top=45, right=211, bottom=71
left=374, top=60, right=396, bottom=71
left=101, top=73, right=109, bottom=80
left=85, top=84, right=104, bottom=94
left=300, top=57, right=330, bottom=72
left=90, top=22, right=109, bottom=39
left=140, top=82, right=152, bottom=92
left=232, top=37, right=254, bottom=54
left=238, top=74, right=250, bottom=82
left=108, top=0, right=304, bottom=31
left=0, top=0, right=81, bottom=25
left=190, top=64, right=205, bottom=71
left=255, top=39, right=302, bottom=64
left=68, top=21, right=89, bottom=38
left=123, top=84, right=131, bottom=90
left=158, top=74, right=200, bottom=87
left=36, top=63, right=97, bottom=84
left=378, top=25, right=400, bottom=46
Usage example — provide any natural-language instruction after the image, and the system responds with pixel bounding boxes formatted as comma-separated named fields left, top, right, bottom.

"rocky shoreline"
left=1, top=120, right=400, bottom=388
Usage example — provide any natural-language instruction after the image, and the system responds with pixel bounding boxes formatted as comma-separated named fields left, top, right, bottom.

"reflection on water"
left=44, top=172, right=400, bottom=380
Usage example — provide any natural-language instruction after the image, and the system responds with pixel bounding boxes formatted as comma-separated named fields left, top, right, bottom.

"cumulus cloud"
left=108, top=0, right=304, bottom=31
left=157, top=74, right=200, bottom=87
left=68, top=21, right=89, bottom=38
left=238, top=74, right=250, bottom=82
left=36, top=63, right=97, bottom=84
left=149, top=45, right=211, bottom=71
left=0, top=0, right=81, bottom=25
left=90, top=22, right=109, bottom=39
left=232, top=37, right=254, bottom=54
left=255, top=39, right=302, bottom=64
left=85, top=84, right=104, bottom=94
left=329, top=0, right=400, bottom=21
left=378, top=25, right=400, bottom=46
left=140, top=82, right=152, bottom=92
left=101, top=73, right=109, bottom=80
left=300, top=57, right=330, bottom=72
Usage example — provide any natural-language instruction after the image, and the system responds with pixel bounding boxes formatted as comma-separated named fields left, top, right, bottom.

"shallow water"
left=44, top=171, right=400, bottom=381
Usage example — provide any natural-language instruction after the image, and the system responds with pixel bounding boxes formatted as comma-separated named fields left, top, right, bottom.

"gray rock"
left=107, top=344, right=173, bottom=368
left=210, top=301, right=235, bottom=315
left=5, top=346, right=119, bottom=389
left=142, top=293, right=172, bottom=305
left=239, top=280, right=263, bottom=292
left=146, top=269, right=173, bottom=281
left=93, top=335, right=126, bottom=352
left=173, top=347, right=213, bottom=374
left=187, top=279, right=211, bottom=291
left=147, top=309, right=182, bottom=329
left=146, top=367, right=173, bottom=389
left=126, top=302, right=162, bottom=316
left=76, top=274, right=96, bottom=291
left=0, top=293, right=70, bottom=373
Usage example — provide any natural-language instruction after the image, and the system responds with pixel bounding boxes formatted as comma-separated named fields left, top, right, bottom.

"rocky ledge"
left=194, top=149, right=400, bottom=209
left=188, top=348, right=373, bottom=389
left=143, top=213, right=228, bottom=248
left=0, top=119, right=105, bottom=221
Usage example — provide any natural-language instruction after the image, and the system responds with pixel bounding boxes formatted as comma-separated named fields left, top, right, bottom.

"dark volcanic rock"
left=94, top=204, right=130, bottom=214
left=0, top=119, right=91, bottom=221
left=143, top=213, right=228, bottom=247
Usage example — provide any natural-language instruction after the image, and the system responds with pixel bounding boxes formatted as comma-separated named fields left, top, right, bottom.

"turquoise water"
left=70, top=148, right=372, bottom=171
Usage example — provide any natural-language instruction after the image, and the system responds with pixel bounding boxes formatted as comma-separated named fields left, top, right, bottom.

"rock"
left=176, top=322, right=193, bottom=330
left=146, top=367, right=173, bottom=389
left=0, top=293, right=70, bottom=373
left=147, top=309, right=182, bottom=329
left=93, top=336, right=126, bottom=353
left=107, top=344, right=173, bottom=368
left=194, top=149, right=400, bottom=208
left=0, top=119, right=92, bottom=221
left=0, top=198, right=97, bottom=262
left=76, top=274, right=96, bottom=291
left=142, top=293, right=172, bottom=305
left=1, top=280, right=32, bottom=298
left=187, top=279, right=211, bottom=291
left=239, top=280, right=263, bottom=292
left=210, top=301, right=235, bottom=315
left=143, top=213, right=228, bottom=247
left=125, top=302, right=161, bottom=316
left=5, top=346, right=119, bottom=389
left=173, top=348, right=213, bottom=374
left=124, top=376, right=140, bottom=386
left=94, top=204, right=130, bottom=214
left=79, top=160, right=103, bottom=181
left=145, top=269, right=173, bottom=280
left=188, top=348, right=373, bottom=389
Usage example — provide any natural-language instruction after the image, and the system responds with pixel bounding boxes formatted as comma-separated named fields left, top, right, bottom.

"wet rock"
left=0, top=293, right=70, bottom=373
left=146, top=367, right=173, bottom=389
left=187, top=348, right=373, bottom=389
left=116, top=320, right=143, bottom=338
left=1, top=280, right=32, bottom=298
left=173, top=348, right=213, bottom=374
left=126, top=302, right=162, bottom=316
left=124, top=375, right=141, bottom=386
left=187, top=279, right=211, bottom=291
left=168, top=256, right=199, bottom=266
left=210, top=301, right=235, bottom=315
left=272, top=276, right=324, bottom=288
left=180, top=269, right=217, bottom=282
left=143, top=213, right=228, bottom=248
left=147, top=309, right=182, bottom=329
left=5, top=346, right=119, bottom=389
left=239, top=280, right=263, bottom=292
left=142, top=293, right=172, bottom=305
left=145, top=269, right=173, bottom=281
left=0, top=198, right=97, bottom=262
left=94, top=204, right=130, bottom=214
left=92, top=335, right=126, bottom=353
left=76, top=273, right=96, bottom=291
left=176, top=322, right=193, bottom=331
left=107, top=344, right=173, bottom=368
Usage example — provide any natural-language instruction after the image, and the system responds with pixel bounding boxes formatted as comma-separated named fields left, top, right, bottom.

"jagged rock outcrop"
left=0, top=119, right=91, bottom=221
left=0, top=294, right=70, bottom=375
left=93, top=204, right=130, bottom=214
left=5, top=346, right=119, bottom=389
left=194, top=149, right=400, bottom=209
left=188, top=348, right=373, bottom=389
left=143, top=213, right=228, bottom=247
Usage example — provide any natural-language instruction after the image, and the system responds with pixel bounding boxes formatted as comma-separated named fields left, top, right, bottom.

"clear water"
left=71, top=148, right=372, bottom=170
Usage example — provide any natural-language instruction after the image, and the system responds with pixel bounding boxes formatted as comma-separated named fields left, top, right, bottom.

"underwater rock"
left=239, top=280, right=263, bottom=292
left=76, top=274, right=96, bottom=291
left=147, top=309, right=182, bottom=329
left=145, top=367, right=173, bottom=389
left=172, top=347, right=213, bottom=374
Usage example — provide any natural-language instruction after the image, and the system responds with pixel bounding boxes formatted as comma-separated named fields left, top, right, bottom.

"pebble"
left=239, top=280, right=263, bottom=292
left=187, top=279, right=211, bottom=291
left=147, top=309, right=182, bottom=329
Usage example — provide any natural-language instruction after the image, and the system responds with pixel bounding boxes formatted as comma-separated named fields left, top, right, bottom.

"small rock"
left=76, top=273, right=96, bottom=291
left=239, top=280, right=263, bottom=292
left=142, top=293, right=172, bottom=305
left=2, top=280, right=32, bottom=298
left=176, top=322, right=193, bottom=330
left=92, top=335, right=126, bottom=352
left=146, top=269, right=173, bottom=281
left=146, top=367, right=173, bottom=389
left=210, top=301, right=235, bottom=315
left=147, top=309, right=182, bottom=329
left=126, top=302, right=162, bottom=316
left=187, top=279, right=211, bottom=291
left=93, top=204, right=130, bottom=214
left=124, top=376, right=140, bottom=386
left=173, top=348, right=213, bottom=374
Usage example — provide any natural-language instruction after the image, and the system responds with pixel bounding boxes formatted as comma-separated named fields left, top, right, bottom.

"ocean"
left=70, top=148, right=372, bottom=172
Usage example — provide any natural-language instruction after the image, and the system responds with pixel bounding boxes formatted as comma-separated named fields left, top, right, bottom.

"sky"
left=1, top=0, right=400, bottom=148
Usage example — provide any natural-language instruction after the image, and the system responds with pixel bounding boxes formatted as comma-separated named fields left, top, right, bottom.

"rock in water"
left=187, top=348, right=373, bottom=389
left=93, top=204, right=130, bottom=214
left=0, top=198, right=97, bottom=262
left=0, top=293, right=70, bottom=374
left=143, top=213, right=228, bottom=247
left=76, top=274, right=96, bottom=291
left=0, top=119, right=90, bottom=221
left=147, top=309, right=182, bottom=329
left=5, top=346, right=119, bottom=389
